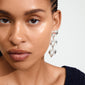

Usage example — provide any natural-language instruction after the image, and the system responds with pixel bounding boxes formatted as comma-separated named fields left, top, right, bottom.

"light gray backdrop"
left=45, top=0, right=85, bottom=72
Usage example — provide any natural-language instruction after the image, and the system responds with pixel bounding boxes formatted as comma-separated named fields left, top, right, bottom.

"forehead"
left=0, top=0, right=51, bottom=13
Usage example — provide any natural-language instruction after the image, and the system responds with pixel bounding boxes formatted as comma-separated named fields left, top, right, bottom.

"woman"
left=0, top=0, right=85, bottom=85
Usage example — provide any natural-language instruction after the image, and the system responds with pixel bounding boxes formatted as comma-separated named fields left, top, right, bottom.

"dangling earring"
left=49, top=30, right=58, bottom=57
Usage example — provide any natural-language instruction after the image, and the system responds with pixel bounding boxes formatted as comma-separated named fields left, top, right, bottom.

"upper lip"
left=7, top=49, right=32, bottom=54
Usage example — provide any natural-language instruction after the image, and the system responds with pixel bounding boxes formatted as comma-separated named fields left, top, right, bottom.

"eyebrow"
left=0, top=9, right=46, bottom=17
left=24, top=9, right=46, bottom=15
left=0, top=10, right=11, bottom=16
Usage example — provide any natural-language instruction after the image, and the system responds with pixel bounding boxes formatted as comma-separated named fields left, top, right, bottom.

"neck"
left=13, top=57, right=46, bottom=85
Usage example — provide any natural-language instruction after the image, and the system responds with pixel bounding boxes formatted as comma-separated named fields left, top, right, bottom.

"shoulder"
left=62, top=66, right=85, bottom=85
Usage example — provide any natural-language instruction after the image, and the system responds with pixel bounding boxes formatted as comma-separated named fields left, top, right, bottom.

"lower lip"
left=8, top=53, right=30, bottom=61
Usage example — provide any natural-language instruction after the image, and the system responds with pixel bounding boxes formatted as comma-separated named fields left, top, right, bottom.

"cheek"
left=34, top=34, right=50, bottom=56
left=30, top=23, right=52, bottom=56
left=0, top=27, right=9, bottom=50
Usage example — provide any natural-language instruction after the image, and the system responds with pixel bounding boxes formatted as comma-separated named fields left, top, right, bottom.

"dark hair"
left=50, top=0, right=58, bottom=13
left=0, top=52, right=2, bottom=56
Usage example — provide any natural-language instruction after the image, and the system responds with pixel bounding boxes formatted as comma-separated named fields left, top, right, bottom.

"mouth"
left=7, top=49, right=32, bottom=61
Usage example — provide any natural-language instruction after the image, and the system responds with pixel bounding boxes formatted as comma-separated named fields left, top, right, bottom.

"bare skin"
left=0, top=57, right=66, bottom=85
left=0, top=0, right=66, bottom=85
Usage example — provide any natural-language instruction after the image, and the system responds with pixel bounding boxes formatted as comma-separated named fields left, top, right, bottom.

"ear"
left=52, top=10, right=61, bottom=31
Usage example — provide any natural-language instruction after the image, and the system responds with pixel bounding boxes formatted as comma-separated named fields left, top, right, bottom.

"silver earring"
left=48, top=30, right=58, bottom=57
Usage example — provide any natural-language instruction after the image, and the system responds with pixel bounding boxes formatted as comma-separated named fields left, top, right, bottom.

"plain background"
left=44, top=0, right=85, bottom=72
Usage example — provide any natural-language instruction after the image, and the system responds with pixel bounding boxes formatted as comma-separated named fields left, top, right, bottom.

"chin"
left=4, top=53, right=42, bottom=71
left=8, top=60, right=36, bottom=71
left=14, top=66, right=30, bottom=71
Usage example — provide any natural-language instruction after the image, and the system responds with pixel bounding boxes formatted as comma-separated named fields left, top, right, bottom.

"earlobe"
left=52, top=10, right=61, bottom=31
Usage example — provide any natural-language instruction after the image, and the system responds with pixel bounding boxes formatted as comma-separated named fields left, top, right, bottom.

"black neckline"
left=62, top=66, right=68, bottom=85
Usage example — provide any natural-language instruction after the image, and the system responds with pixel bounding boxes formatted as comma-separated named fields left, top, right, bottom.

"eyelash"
left=0, top=18, right=40, bottom=25
left=0, top=18, right=11, bottom=24
left=28, top=18, right=40, bottom=25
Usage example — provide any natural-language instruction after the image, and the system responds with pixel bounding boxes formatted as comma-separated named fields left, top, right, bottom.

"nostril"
left=22, top=41, right=26, bottom=43
left=9, top=35, right=26, bottom=45
left=10, top=39, right=26, bottom=46
left=10, top=41, right=17, bottom=46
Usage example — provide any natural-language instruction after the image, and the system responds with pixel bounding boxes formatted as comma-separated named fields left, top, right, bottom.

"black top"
left=63, top=66, right=85, bottom=85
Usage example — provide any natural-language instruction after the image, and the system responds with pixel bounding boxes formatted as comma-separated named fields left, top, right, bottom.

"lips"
left=7, top=49, right=31, bottom=61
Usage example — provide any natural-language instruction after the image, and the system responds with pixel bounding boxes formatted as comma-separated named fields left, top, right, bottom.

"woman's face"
left=0, top=0, right=61, bottom=70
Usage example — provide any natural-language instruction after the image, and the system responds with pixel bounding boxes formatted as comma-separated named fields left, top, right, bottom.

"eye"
left=0, top=18, right=11, bottom=24
left=28, top=19, right=40, bottom=25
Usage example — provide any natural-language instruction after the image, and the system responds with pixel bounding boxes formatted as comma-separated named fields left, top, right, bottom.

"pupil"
left=3, top=19, right=8, bottom=23
left=31, top=19, right=36, bottom=23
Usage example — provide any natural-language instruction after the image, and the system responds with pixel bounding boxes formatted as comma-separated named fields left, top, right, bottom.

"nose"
left=9, top=22, right=26, bottom=45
